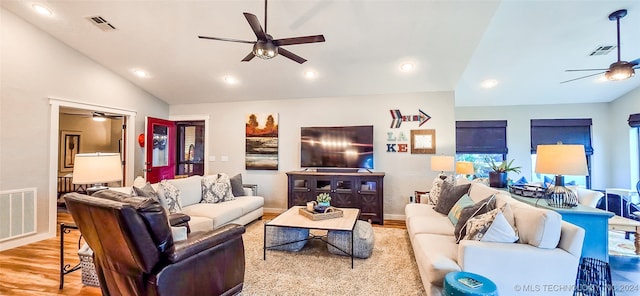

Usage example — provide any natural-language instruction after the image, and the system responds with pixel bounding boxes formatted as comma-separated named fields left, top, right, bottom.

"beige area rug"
left=609, top=231, right=639, bottom=257
left=239, top=221, right=426, bottom=296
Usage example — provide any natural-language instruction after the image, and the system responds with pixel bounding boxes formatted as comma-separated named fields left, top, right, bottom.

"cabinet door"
left=357, top=177, right=382, bottom=223
left=290, top=176, right=313, bottom=206
left=332, top=176, right=356, bottom=208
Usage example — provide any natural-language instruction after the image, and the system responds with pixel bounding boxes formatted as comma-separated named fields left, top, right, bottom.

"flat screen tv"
left=300, top=125, right=374, bottom=169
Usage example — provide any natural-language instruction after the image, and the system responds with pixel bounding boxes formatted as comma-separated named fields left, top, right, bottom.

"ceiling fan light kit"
left=198, top=0, right=325, bottom=64
left=562, top=9, right=639, bottom=83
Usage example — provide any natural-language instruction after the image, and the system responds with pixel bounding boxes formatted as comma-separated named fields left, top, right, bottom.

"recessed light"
left=304, top=70, right=317, bottom=79
left=480, top=79, right=498, bottom=89
left=223, top=75, right=238, bottom=85
left=132, top=69, right=148, bottom=78
left=32, top=4, right=53, bottom=17
left=400, top=63, right=414, bottom=72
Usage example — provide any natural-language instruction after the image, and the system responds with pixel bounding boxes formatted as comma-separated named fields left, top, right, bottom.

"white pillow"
left=132, top=176, right=147, bottom=188
left=480, top=211, right=519, bottom=243
left=428, top=178, right=444, bottom=205
left=171, top=226, right=188, bottom=242
left=159, top=180, right=183, bottom=213
left=202, top=173, right=234, bottom=203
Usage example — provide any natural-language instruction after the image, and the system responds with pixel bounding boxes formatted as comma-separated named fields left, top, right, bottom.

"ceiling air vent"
left=85, top=16, right=117, bottom=31
left=589, top=45, right=615, bottom=56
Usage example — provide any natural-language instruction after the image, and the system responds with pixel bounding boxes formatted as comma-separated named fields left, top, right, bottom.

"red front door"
left=145, top=117, right=176, bottom=183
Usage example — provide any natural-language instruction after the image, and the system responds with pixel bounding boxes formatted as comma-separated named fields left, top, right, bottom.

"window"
left=456, top=120, right=507, bottom=177
left=628, top=114, right=640, bottom=179
left=530, top=119, right=592, bottom=188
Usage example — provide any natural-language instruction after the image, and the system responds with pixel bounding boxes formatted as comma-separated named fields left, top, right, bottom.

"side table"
left=59, top=223, right=81, bottom=289
left=443, top=271, right=498, bottom=296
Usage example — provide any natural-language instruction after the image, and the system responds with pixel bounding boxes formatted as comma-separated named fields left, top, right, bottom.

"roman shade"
left=628, top=114, right=640, bottom=128
left=456, top=120, right=507, bottom=154
left=530, top=119, right=593, bottom=155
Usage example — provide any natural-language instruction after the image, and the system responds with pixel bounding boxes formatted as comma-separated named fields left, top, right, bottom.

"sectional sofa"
left=405, top=182, right=586, bottom=296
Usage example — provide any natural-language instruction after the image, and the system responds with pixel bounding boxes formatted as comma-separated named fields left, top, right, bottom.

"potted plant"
left=487, top=158, right=522, bottom=188
left=316, top=193, right=331, bottom=207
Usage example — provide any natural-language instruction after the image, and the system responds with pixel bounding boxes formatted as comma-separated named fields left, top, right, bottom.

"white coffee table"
left=263, top=206, right=360, bottom=268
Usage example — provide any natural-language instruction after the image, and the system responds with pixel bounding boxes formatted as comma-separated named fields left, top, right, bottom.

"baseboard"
left=0, top=232, right=54, bottom=252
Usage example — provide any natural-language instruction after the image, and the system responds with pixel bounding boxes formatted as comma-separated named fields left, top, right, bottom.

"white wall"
left=171, top=91, right=456, bottom=219
left=609, top=87, right=640, bottom=188
left=0, top=8, right=169, bottom=250
left=456, top=103, right=610, bottom=189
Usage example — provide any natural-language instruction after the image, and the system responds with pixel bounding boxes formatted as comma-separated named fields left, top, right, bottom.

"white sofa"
left=113, top=175, right=264, bottom=233
left=405, top=182, right=585, bottom=296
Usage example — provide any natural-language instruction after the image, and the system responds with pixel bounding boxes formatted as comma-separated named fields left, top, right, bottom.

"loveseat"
left=406, top=182, right=585, bottom=296
left=112, top=174, right=264, bottom=233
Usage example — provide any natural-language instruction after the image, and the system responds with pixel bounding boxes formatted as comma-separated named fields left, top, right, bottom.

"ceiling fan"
left=198, top=0, right=325, bottom=64
left=561, top=9, right=640, bottom=84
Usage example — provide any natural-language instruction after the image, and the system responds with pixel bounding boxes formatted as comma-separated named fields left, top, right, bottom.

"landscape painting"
left=246, top=113, right=279, bottom=170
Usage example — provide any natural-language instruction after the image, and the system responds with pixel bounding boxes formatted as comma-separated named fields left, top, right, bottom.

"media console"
left=286, top=171, right=385, bottom=224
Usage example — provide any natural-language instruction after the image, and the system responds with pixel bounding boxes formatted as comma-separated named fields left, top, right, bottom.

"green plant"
left=486, top=158, right=522, bottom=174
left=316, top=192, right=331, bottom=203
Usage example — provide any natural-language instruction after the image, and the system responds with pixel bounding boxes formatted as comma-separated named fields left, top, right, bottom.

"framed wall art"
left=410, top=129, right=436, bottom=154
left=245, top=113, right=279, bottom=170
left=60, top=131, right=82, bottom=172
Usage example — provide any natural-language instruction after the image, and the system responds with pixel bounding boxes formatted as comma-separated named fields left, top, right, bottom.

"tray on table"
left=298, top=207, right=344, bottom=220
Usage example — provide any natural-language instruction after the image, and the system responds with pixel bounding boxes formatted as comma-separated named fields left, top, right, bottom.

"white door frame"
left=49, top=98, right=136, bottom=234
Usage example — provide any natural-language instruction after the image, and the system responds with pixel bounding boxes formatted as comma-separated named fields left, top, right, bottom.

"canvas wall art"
left=246, top=113, right=279, bottom=170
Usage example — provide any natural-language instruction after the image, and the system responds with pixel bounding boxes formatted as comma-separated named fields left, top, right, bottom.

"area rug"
left=239, top=221, right=426, bottom=295
left=609, top=231, right=639, bottom=257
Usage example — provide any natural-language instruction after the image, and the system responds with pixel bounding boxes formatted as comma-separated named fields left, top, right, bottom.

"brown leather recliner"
left=65, top=191, right=246, bottom=296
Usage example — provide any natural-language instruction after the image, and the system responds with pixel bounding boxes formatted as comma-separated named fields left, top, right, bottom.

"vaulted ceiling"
left=3, top=0, right=640, bottom=107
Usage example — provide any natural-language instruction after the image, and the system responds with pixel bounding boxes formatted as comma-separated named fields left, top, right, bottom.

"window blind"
left=530, top=119, right=593, bottom=155
left=456, top=120, right=508, bottom=154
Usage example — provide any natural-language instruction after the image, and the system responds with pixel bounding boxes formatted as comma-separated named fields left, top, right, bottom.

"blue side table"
left=443, top=271, right=498, bottom=296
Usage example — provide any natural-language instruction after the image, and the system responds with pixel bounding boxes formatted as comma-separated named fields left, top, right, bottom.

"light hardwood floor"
left=0, top=211, right=404, bottom=295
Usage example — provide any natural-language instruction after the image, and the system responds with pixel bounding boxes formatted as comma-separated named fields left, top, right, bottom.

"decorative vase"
left=489, top=172, right=507, bottom=188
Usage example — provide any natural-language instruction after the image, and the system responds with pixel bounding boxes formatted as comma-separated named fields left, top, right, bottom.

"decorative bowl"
left=314, top=205, right=328, bottom=213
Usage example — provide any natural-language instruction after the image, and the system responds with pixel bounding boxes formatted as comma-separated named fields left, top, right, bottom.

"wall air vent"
left=589, top=45, right=615, bottom=56
left=85, top=16, right=117, bottom=31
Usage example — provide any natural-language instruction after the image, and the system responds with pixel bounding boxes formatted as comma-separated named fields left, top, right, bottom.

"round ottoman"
left=265, top=226, right=309, bottom=252
left=443, top=271, right=497, bottom=296
left=327, top=220, right=374, bottom=258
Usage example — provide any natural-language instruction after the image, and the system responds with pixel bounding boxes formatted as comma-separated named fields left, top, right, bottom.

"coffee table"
left=264, top=206, right=361, bottom=268
left=609, top=215, right=640, bottom=255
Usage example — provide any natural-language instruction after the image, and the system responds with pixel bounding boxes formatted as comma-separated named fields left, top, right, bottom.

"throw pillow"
left=454, top=195, right=497, bottom=243
left=480, top=211, right=519, bottom=243
left=159, top=180, right=183, bottom=213
left=230, top=173, right=245, bottom=197
left=447, top=194, right=474, bottom=225
left=132, top=176, right=147, bottom=188
left=201, top=173, right=234, bottom=203
left=463, top=208, right=500, bottom=241
left=434, top=181, right=471, bottom=215
left=132, top=182, right=161, bottom=204
left=427, top=178, right=444, bottom=205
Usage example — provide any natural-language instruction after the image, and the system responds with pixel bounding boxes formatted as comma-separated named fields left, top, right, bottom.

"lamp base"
left=545, top=185, right=578, bottom=208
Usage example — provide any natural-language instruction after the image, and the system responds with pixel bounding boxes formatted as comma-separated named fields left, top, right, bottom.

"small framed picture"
left=410, top=129, right=436, bottom=154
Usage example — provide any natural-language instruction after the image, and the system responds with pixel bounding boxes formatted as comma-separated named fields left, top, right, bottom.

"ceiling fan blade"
left=565, top=68, right=609, bottom=72
left=278, top=47, right=307, bottom=64
left=198, top=36, right=255, bottom=44
left=242, top=52, right=255, bottom=62
left=273, top=35, right=326, bottom=46
left=560, top=72, right=605, bottom=84
left=630, top=58, right=640, bottom=66
left=243, top=13, right=267, bottom=41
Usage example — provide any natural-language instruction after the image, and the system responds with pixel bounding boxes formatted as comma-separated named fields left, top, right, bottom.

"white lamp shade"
left=455, top=161, right=474, bottom=175
left=535, top=144, right=588, bottom=176
left=431, top=155, right=454, bottom=172
left=72, top=153, right=122, bottom=184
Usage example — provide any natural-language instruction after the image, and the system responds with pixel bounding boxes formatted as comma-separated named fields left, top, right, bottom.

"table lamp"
left=456, top=161, right=475, bottom=180
left=431, top=155, right=454, bottom=180
left=535, top=144, right=588, bottom=208
left=72, top=152, right=122, bottom=193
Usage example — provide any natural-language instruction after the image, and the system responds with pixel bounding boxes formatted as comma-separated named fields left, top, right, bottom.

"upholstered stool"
left=327, top=220, right=374, bottom=258
left=443, top=271, right=497, bottom=296
left=265, top=226, right=309, bottom=251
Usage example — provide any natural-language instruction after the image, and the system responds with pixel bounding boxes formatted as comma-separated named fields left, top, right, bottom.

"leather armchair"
left=65, top=192, right=246, bottom=296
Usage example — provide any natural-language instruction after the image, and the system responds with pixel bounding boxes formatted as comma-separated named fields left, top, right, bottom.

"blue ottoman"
left=443, top=271, right=497, bottom=296
left=265, top=226, right=309, bottom=251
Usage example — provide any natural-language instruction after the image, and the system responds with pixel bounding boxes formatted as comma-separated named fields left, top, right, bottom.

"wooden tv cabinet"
left=286, top=171, right=385, bottom=224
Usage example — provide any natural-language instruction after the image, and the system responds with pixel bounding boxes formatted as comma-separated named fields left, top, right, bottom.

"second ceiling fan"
left=198, top=0, right=325, bottom=64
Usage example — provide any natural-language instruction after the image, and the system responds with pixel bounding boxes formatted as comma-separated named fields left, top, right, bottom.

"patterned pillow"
left=159, top=180, right=183, bottom=213
left=464, top=209, right=519, bottom=243
left=202, top=173, right=234, bottom=203
left=427, top=178, right=444, bottom=205
left=447, top=194, right=474, bottom=225
left=454, top=195, right=497, bottom=243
